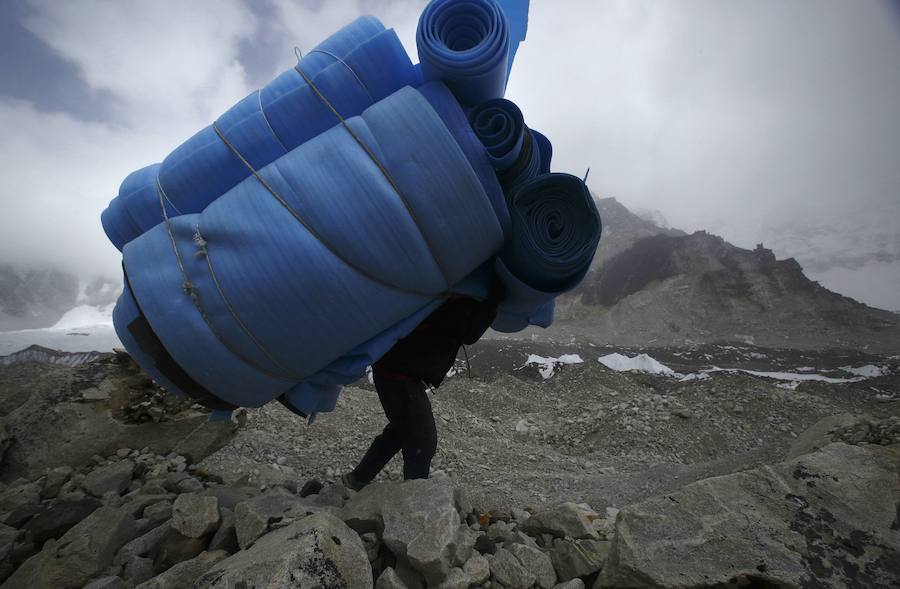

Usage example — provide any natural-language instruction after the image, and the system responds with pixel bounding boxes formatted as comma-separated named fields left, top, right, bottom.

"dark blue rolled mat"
left=120, top=85, right=505, bottom=409
left=468, top=98, right=549, bottom=191
left=492, top=173, right=602, bottom=332
left=101, top=17, right=417, bottom=251
left=417, top=0, right=511, bottom=106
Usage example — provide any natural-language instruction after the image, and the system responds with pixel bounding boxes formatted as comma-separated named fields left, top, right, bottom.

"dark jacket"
left=373, top=281, right=505, bottom=387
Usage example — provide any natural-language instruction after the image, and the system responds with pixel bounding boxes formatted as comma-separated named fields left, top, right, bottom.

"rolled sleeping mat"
left=492, top=173, right=602, bottom=332
left=417, top=0, right=511, bottom=106
left=159, top=18, right=418, bottom=216
left=102, top=17, right=417, bottom=250
left=468, top=98, right=550, bottom=191
left=277, top=257, right=495, bottom=416
left=119, top=85, right=505, bottom=409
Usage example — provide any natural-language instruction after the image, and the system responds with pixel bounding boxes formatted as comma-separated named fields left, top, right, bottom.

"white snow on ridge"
left=839, top=365, right=886, bottom=378
left=703, top=367, right=863, bottom=384
left=598, top=353, right=675, bottom=376
left=524, top=354, right=584, bottom=379
left=595, top=352, right=884, bottom=387
left=50, top=304, right=115, bottom=330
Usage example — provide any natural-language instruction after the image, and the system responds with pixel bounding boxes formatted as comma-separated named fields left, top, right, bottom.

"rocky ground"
left=0, top=341, right=898, bottom=588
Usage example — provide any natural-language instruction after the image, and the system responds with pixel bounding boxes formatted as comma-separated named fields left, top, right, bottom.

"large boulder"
left=195, top=513, right=372, bottom=588
left=24, top=496, right=102, bottom=544
left=3, top=505, right=136, bottom=589
left=600, top=443, right=900, bottom=588
left=342, top=475, right=464, bottom=585
left=0, top=356, right=236, bottom=483
left=382, top=477, right=461, bottom=585
left=134, top=550, right=229, bottom=589
left=788, top=413, right=900, bottom=459
left=233, top=489, right=320, bottom=549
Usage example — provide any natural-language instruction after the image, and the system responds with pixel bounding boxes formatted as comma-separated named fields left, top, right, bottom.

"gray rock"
left=41, top=465, right=74, bottom=499
left=142, top=500, right=172, bottom=526
left=123, top=556, right=155, bottom=585
left=599, top=443, right=900, bottom=588
left=312, top=482, right=349, bottom=508
left=340, top=481, right=389, bottom=535
left=376, top=567, right=410, bottom=589
left=134, top=550, right=228, bottom=589
left=509, top=529, right=541, bottom=550
left=115, top=521, right=171, bottom=565
left=172, top=493, right=219, bottom=538
left=195, top=513, right=372, bottom=588
left=233, top=489, right=318, bottom=549
left=361, top=531, right=380, bottom=561
left=490, top=547, right=536, bottom=588
left=549, top=539, right=609, bottom=581
left=3, top=505, right=136, bottom=589
left=207, top=508, right=238, bottom=554
left=161, top=472, right=191, bottom=493
left=380, top=477, right=460, bottom=585
left=0, top=481, right=41, bottom=526
left=82, top=461, right=134, bottom=497
left=464, top=553, right=491, bottom=585
left=521, top=503, right=598, bottom=540
left=451, top=524, right=478, bottom=566
left=510, top=543, right=557, bottom=588
left=437, top=567, right=469, bottom=589
left=175, top=476, right=204, bottom=494
left=552, top=580, right=584, bottom=589
left=0, top=522, right=22, bottom=581
left=154, top=527, right=207, bottom=572
left=405, top=506, right=459, bottom=585
left=83, top=576, right=125, bottom=589
left=486, top=521, right=515, bottom=544
left=475, top=533, right=497, bottom=556
left=121, top=493, right=174, bottom=518
left=199, top=485, right=252, bottom=510
left=788, top=413, right=900, bottom=459
left=24, top=496, right=102, bottom=544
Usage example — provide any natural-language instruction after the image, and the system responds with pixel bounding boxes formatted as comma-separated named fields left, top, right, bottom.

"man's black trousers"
left=351, top=372, right=437, bottom=484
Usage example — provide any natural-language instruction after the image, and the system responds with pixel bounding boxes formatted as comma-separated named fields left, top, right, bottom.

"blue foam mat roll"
left=121, top=85, right=505, bottom=409
left=102, top=17, right=417, bottom=251
left=492, top=173, right=602, bottom=332
left=417, top=0, right=511, bottom=106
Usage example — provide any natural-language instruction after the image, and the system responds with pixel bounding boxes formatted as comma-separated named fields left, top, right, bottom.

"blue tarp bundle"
left=103, top=0, right=602, bottom=415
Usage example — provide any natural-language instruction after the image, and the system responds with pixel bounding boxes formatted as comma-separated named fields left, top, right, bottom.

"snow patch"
left=523, top=354, right=584, bottom=379
left=839, top=364, right=885, bottom=378
left=598, top=353, right=675, bottom=376
left=697, top=367, right=864, bottom=385
left=49, top=304, right=115, bottom=330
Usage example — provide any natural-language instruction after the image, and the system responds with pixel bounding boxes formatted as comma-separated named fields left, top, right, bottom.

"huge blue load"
left=102, top=0, right=602, bottom=416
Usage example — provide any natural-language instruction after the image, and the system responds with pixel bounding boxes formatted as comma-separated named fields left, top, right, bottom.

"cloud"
left=504, top=0, right=900, bottom=239
left=1, top=0, right=261, bottom=278
left=22, top=0, right=258, bottom=123
left=0, top=0, right=898, bottom=311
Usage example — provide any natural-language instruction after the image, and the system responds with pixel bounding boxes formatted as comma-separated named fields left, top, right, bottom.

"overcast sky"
left=1, top=0, right=898, bottom=308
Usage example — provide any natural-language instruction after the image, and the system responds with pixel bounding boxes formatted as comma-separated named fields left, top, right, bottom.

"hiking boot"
left=341, top=471, right=365, bottom=491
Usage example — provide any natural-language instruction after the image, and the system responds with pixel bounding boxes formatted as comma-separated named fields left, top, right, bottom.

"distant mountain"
left=0, top=264, right=120, bottom=331
left=552, top=198, right=900, bottom=353
left=0, top=344, right=105, bottom=367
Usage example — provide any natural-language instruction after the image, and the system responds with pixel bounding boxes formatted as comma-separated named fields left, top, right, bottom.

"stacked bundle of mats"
left=101, top=0, right=602, bottom=417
